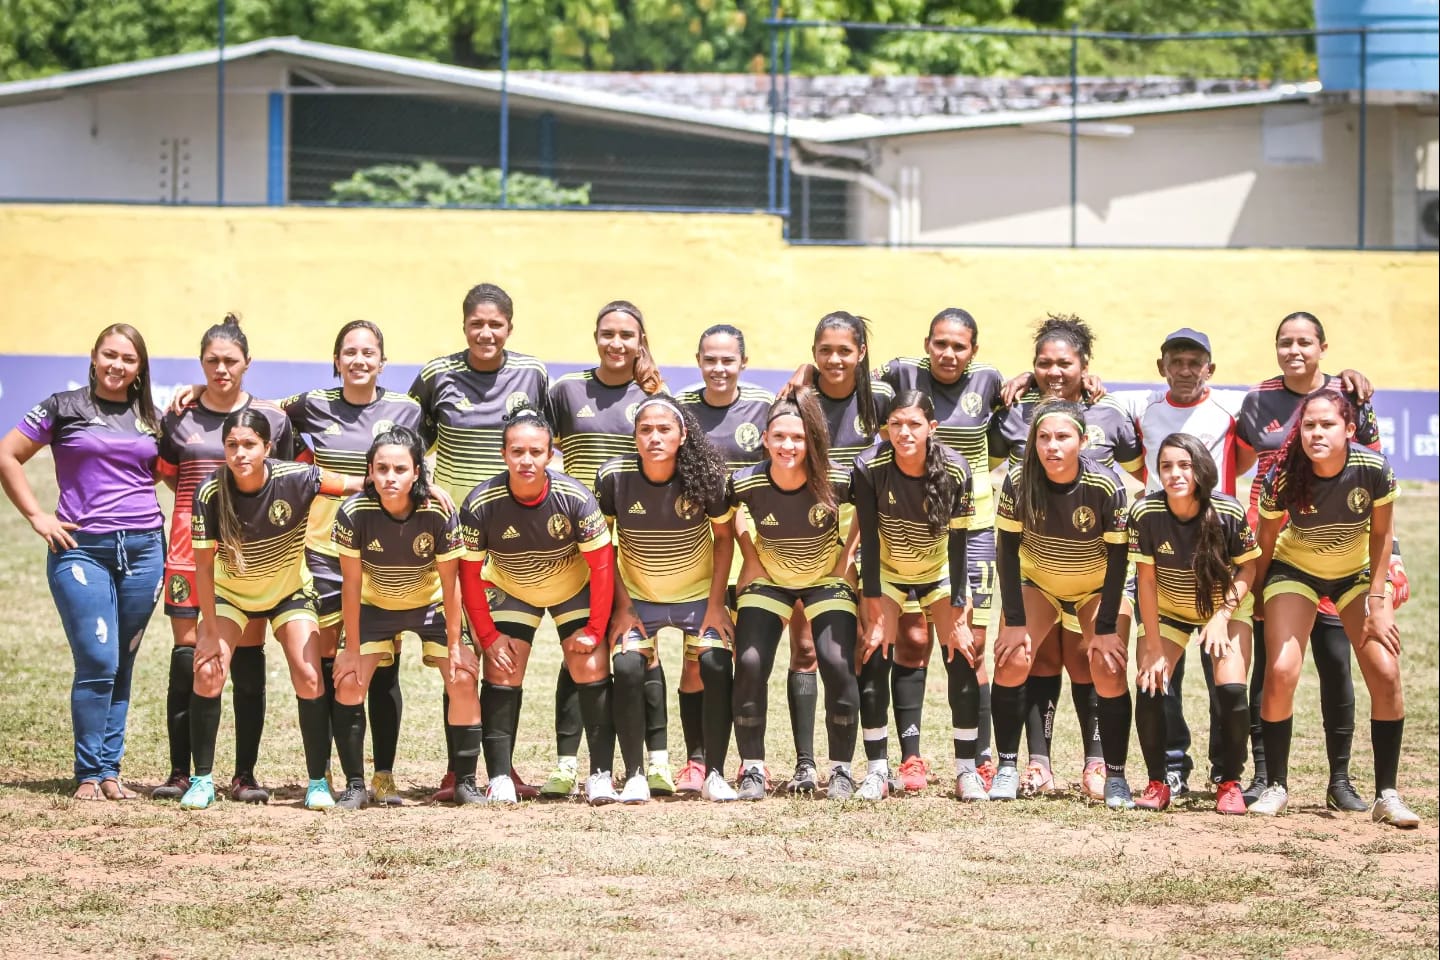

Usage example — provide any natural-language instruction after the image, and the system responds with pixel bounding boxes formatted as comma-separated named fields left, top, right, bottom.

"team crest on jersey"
left=1072, top=506, right=1096, bottom=533
left=413, top=533, right=434, bottom=557
left=168, top=574, right=191, bottom=604
left=1083, top=425, right=1105, bottom=450
left=505, top=392, right=531, bottom=415
left=1347, top=488, right=1372, bottom=515
left=485, top=586, right=505, bottom=607
left=269, top=500, right=293, bottom=527
left=675, top=495, right=702, bottom=520
left=735, top=422, right=762, bottom=452
left=323, top=424, right=343, bottom=436
left=853, top=414, right=867, bottom=436
left=625, top=403, right=640, bottom=424
left=372, top=419, right=396, bottom=438
left=808, top=504, right=832, bottom=528
left=961, top=392, right=983, bottom=417
left=548, top=514, right=573, bottom=540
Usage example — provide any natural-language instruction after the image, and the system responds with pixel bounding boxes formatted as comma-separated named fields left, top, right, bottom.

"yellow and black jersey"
left=676, top=384, right=774, bottom=473
left=280, top=387, right=424, bottom=556
left=989, top=390, right=1144, bottom=480
left=995, top=457, right=1128, bottom=601
left=459, top=471, right=610, bottom=609
left=1128, top=491, right=1260, bottom=625
left=332, top=493, right=465, bottom=611
left=192, top=461, right=332, bottom=611
left=851, top=442, right=974, bottom=585
left=595, top=455, right=735, bottom=604
left=811, top=372, right=895, bottom=470
left=1259, top=443, right=1397, bottom=580
left=409, top=350, right=550, bottom=503
left=728, top=462, right=850, bottom=589
left=549, top=370, right=658, bottom=493
left=877, top=357, right=1003, bottom=528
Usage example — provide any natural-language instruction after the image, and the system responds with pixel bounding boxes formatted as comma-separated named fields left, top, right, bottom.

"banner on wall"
left=2, top=356, right=1436, bottom=481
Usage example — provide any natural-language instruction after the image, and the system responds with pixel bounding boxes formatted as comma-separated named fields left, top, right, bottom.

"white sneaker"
left=1250, top=783, right=1289, bottom=816
left=701, top=770, right=738, bottom=802
left=585, top=771, right=619, bottom=806
left=856, top=770, right=890, bottom=801
left=955, top=770, right=989, bottom=802
left=1371, top=788, right=1421, bottom=829
left=486, top=773, right=517, bottom=805
left=618, top=773, right=651, bottom=805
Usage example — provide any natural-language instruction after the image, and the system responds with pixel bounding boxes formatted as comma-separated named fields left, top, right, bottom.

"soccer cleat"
left=647, top=763, right=676, bottom=797
left=370, top=771, right=403, bottom=807
left=486, top=773, right=518, bottom=805
left=737, top=766, right=768, bottom=802
left=1021, top=762, right=1055, bottom=797
left=585, top=772, right=619, bottom=806
left=1105, top=776, right=1136, bottom=810
left=856, top=771, right=890, bottom=801
left=540, top=765, right=579, bottom=799
left=896, top=756, right=930, bottom=793
left=825, top=766, right=856, bottom=802
left=1242, top=776, right=1268, bottom=808
left=987, top=765, right=1020, bottom=801
left=1326, top=776, right=1368, bottom=812
left=1080, top=759, right=1106, bottom=801
left=152, top=771, right=190, bottom=800
left=1249, top=783, right=1289, bottom=817
left=430, top=771, right=456, bottom=804
left=334, top=782, right=369, bottom=811
left=1165, top=770, right=1191, bottom=798
left=304, top=778, right=336, bottom=811
left=454, top=776, right=485, bottom=806
left=1135, top=780, right=1171, bottom=812
left=955, top=770, right=990, bottom=802
left=975, top=758, right=997, bottom=792
left=701, top=770, right=738, bottom=802
left=229, top=773, right=270, bottom=805
left=511, top=768, right=540, bottom=801
left=1371, top=789, right=1421, bottom=829
left=179, top=774, right=216, bottom=811
left=785, top=759, right=819, bottom=795
left=675, top=759, right=706, bottom=795
left=1215, top=780, right=1247, bottom=816
left=619, top=774, right=652, bottom=805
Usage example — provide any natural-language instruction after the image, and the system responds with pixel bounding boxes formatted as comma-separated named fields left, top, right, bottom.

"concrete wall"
left=0, top=60, right=285, bottom=204
left=866, top=103, right=1440, bottom=248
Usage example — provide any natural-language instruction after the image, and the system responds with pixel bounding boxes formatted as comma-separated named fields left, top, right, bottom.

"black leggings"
left=732, top=607, right=858, bottom=766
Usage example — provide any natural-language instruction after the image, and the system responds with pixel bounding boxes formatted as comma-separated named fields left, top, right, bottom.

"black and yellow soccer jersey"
left=1128, top=490, right=1260, bottom=625
left=331, top=493, right=465, bottom=610
left=192, top=461, right=326, bottom=610
left=810, top=373, right=895, bottom=470
left=851, top=442, right=974, bottom=585
left=728, top=462, right=850, bottom=589
left=281, top=387, right=424, bottom=556
left=995, top=457, right=1129, bottom=602
left=677, top=384, right=774, bottom=472
left=409, top=350, right=550, bottom=503
left=595, top=455, right=735, bottom=604
left=459, top=471, right=611, bottom=609
left=1259, top=443, right=1397, bottom=580
left=878, top=357, right=1003, bottom=528
left=989, top=391, right=1144, bottom=479
left=549, top=370, right=658, bottom=493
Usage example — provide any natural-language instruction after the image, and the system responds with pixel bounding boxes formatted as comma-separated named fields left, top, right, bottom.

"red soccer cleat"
left=1215, top=780, right=1247, bottom=816
left=897, top=756, right=931, bottom=793
left=1135, top=779, right=1171, bottom=811
left=429, top=770, right=456, bottom=804
left=675, top=759, right=706, bottom=795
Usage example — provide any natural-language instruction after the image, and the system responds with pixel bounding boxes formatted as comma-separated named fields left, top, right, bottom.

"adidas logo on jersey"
left=577, top=404, right=596, bottom=418
left=1158, top=540, right=1175, bottom=555
left=759, top=513, right=779, bottom=526
left=324, top=424, right=343, bottom=435
left=367, top=538, right=384, bottom=552
left=628, top=502, right=647, bottom=515
left=502, top=525, right=520, bottom=540
left=1264, top=419, right=1284, bottom=434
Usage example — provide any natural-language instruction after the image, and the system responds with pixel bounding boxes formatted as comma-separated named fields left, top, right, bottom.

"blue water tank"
left=1315, top=0, right=1439, bottom=91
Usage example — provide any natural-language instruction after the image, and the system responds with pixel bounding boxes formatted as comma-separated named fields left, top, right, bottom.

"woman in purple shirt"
left=0, top=324, right=167, bottom=800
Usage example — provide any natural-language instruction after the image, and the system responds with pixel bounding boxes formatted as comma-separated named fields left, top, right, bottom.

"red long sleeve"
left=458, top=558, right=501, bottom=650
left=582, top=542, right=614, bottom=640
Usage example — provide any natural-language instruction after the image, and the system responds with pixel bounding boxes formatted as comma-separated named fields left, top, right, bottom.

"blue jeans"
left=45, top=528, right=164, bottom=783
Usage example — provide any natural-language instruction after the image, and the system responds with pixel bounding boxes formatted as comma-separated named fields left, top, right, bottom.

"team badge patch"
left=1347, top=488, right=1372, bottom=515
left=1072, top=506, right=1096, bottom=533
left=735, top=422, right=762, bottom=452
left=808, top=504, right=832, bottom=528
left=853, top=414, right=867, bottom=436
left=548, top=514, right=574, bottom=540
left=168, top=574, right=191, bottom=604
left=1083, top=425, right=1105, bottom=451
left=413, top=533, right=434, bottom=557
left=625, top=403, right=640, bottom=423
left=372, top=419, right=396, bottom=437
left=269, top=500, right=293, bottom=526
left=506, top=391, right=531, bottom=415
left=960, top=392, right=983, bottom=417
left=485, top=586, right=505, bottom=607
left=675, top=495, right=702, bottom=520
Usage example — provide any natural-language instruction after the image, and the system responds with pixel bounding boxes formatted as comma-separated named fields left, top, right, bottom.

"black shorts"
left=487, top=583, right=591, bottom=644
left=1263, top=559, right=1373, bottom=613
left=355, top=602, right=454, bottom=667
left=305, top=549, right=343, bottom=628
left=215, top=586, right=318, bottom=632
left=736, top=578, right=857, bottom=622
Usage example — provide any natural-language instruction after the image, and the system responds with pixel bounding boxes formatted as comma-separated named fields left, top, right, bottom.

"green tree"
left=330, top=160, right=591, bottom=205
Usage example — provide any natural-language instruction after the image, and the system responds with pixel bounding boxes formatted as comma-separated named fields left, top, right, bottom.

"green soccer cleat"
left=179, top=774, right=216, bottom=811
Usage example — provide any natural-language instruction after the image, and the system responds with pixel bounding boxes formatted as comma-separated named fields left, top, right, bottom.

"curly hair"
left=634, top=394, right=728, bottom=509
left=1033, top=313, right=1094, bottom=366
left=365, top=425, right=431, bottom=511
left=1272, top=388, right=1355, bottom=515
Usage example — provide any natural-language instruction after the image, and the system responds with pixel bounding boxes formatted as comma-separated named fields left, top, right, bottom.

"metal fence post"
left=216, top=0, right=226, bottom=206
left=781, top=25, right=793, bottom=237
left=767, top=0, right=780, bottom=213
left=1069, top=25, right=1078, bottom=248
left=499, top=0, right=510, bottom=207
left=1357, top=27, right=1368, bottom=250
left=266, top=92, right=284, bottom=205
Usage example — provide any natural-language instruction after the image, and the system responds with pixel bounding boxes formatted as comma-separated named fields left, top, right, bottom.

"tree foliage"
left=0, top=0, right=1318, bottom=82
left=329, top=160, right=591, bottom=206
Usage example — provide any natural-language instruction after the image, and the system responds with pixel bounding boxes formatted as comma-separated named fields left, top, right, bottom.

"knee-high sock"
left=1071, top=681, right=1103, bottom=763
left=442, top=691, right=456, bottom=773
left=612, top=652, right=649, bottom=778
left=367, top=661, right=402, bottom=774
left=945, top=656, right=980, bottom=768
left=1024, top=674, right=1060, bottom=765
left=166, top=646, right=195, bottom=775
left=1249, top=627, right=1267, bottom=781
left=733, top=609, right=781, bottom=763
left=991, top=683, right=1026, bottom=767
left=813, top=612, right=859, bottom=766
left=679, top=689, right=704, bottom=762
left=858, top=654, right=892, bottom=764
left=189, top=692, right=222, bottom=778
left=480, top=682, right=522, bottom=782
left=230, top=645, right=267, bottom=776
left=333, top=701, right=367, bottom=786
left=296, top=695, right=332, bottom=781
left=1311, top=617, right=1356, bottom=781
left=976, top=680, right=993, bottom=761
left=1372, top=718, right=1403, bottom=796
left=1214, top=682, right=1249, bottom=783
left=1096, top=691, right=1132, bottom=778
left=892, top=664, right=926, bottom=761
left=1261, top=716, right=1292, bottom=789
left=643, top=660, right=668, bottom=754
left=698, top=649, right=733, bottom=777
left=555, top=665, right=583, bottom=758
left=1134, top=687, right=1168, bottom=783
left=787, top=670, right=818, bottom=765
left=576, top=678, right=616, bottom=776
left=450, top=722, right=482, bottom=781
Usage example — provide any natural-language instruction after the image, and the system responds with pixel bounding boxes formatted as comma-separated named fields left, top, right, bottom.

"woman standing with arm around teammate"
left=991, top=400, right=1136, bottom=808
left=729, top=389, right=862, bottom=802
left=1129, top=434, right=1259, bottom=814
left=181, top=410, right=361, bottom=811
left=0, top=325, right=167, bottom=800
left=1249, top=390, right=1418, bottom=828
left=153, top=316, right=296, bottom=803
left=598, top=396, right=738, bottom=802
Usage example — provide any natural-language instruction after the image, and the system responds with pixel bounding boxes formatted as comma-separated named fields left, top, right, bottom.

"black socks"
left=230, top=645, right=266, bottom=777
left=892, top=664, right=926, bottom=761
left=166, top=646, right=195, bottom=775
left=480, top=682, right=522, bottom=781
left=787, top=670, right=818, bottom=765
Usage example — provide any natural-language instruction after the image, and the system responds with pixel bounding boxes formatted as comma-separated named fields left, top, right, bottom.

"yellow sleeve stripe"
left=1119, top=455, right=1144, bottom=472
left=1130, top=552, right=1155, bottom=565
left=1374, top=491, right=1398, bottom=507
left=1232, top=546, right=1262, bottom=564
left=948, top=517, right=970, bottom=530
left=995, top=516, right=1023, bottom=533
left=1103, top=531, right=1127, bottom=544
left=466, top=548, right=487, bottom=563
left=1259, top=506, right=1286, bottom=519
left=193, top=537, right=217, bottom=549
left=436, top=546, right=466, bottom=562
left=710, top=507, right=737, bottom=524
left=578, top=532, right=611, bottom=553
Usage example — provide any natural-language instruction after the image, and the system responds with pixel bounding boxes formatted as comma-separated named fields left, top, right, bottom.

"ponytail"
left=889, top=390, right=954, bottom=537
left=597, top=300, right=663, bottom=395
left=814, top=311, right=878, bottom=438
left=216, top=409, right=273, bottom=574
left=1158, top=433, right=1232, bottom=618
left=766, top=388, right=836, bottom=513
left=1017, top=398, right=1087, bottom=529
left=366, top=425, right=431, bottom=510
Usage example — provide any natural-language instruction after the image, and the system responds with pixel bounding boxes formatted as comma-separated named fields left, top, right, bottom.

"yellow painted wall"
left=1, top=204, right=1436, bottom=388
